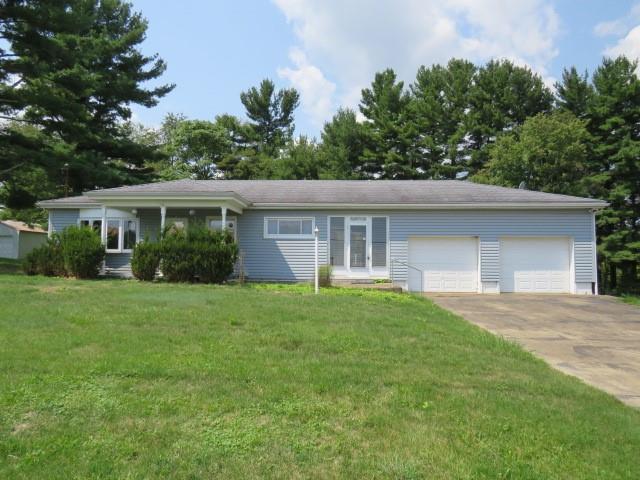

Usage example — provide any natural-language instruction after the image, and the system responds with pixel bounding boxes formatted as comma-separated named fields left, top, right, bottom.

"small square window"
left=267, top=219, right=278, bottom=235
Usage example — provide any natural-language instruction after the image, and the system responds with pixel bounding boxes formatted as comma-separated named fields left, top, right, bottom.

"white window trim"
left=264, top=217, right=315, bottom=239
left=78, top=217, right=140, bottom=254
left=206, top=215, right=237, bottom=240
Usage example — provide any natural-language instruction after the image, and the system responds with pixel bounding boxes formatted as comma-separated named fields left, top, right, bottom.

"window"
left=206, top=216, right=236, bottom=239
left=79, top=218, right=138, bottom=253
left=106, top=220, right=119, bottom=250
left=329, top=217, right=345, bottom=267
left=166, top=217, right=187, bottom=232
left=371, top=217, right=387, bottom=268
left=123, top=220, right=137, bottom=250
left=80, top=219, right=102, bottom=233
left=264, top=217, right=314, bottom=238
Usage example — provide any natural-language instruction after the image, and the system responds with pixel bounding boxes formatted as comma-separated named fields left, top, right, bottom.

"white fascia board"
left=249, top=202, right=608, bottom=210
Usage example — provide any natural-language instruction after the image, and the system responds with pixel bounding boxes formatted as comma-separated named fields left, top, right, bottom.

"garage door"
left=500, top=237, right=571, bottom=293
left=408, top=237, right=478, bottom=292
left=0, top=236, right=14, bottom=259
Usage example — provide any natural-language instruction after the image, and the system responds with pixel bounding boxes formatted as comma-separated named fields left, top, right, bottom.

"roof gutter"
left=250, top=201, right=609, bottom=210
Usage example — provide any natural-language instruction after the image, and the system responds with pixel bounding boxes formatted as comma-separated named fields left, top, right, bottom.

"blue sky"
left=130, top=0, right=640, bottom=138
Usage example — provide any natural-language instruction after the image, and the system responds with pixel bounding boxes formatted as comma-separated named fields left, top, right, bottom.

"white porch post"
left=47, top=211, right=53, bottom=239
left=100, top=205, right=107, bottom=275
left=314, top=226, right=319, bottom=294
left=160, top=205, right=166, bottom=234
left=221, top=206, right=227, bottom=231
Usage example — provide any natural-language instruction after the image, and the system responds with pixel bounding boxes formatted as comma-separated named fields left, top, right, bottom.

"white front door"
left=408, top=237, right=479, bottom=292
left=348, top=219, right=368, bottom=272
left=500, top=237, right=571, bottom=293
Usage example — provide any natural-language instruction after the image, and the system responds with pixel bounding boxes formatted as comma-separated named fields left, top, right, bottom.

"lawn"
left=622, top=294, right=640, bottom=306
left=1, top=275, right=639, bottom=479
left=0, top=257, right=21, bottom=275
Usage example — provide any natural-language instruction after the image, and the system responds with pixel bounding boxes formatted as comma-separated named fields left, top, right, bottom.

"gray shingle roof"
left=38, top=180, right=607, bottom=208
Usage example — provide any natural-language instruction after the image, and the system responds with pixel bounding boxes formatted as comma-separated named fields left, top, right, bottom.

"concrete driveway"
left=428, top=294, right=640, bottom=407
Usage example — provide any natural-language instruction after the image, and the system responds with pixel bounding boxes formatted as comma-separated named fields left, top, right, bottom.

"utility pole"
left=62, top=163, right=69, bottom=197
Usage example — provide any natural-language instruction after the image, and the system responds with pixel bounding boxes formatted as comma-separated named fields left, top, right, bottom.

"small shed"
left=0, top=220, right=48, bottom=259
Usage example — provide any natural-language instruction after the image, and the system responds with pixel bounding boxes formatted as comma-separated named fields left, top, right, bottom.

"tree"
left=240, top=79, right=300, bottom=156
left=410, top=59, right=476, bottom=179
left=474, top=111, right=589, bottom=195
left=317, top=108, right=368, bottom=179
left=555, top=67, right=593, bottom=118
left=0, top=0, right=174, bottom=198
left=586, top=56, right=640, bottom=292
left=359, top=69, right=414, bottom=178
left=164, top=120, right=233, bottom=179
left=466, top=60, right=554, bottom=174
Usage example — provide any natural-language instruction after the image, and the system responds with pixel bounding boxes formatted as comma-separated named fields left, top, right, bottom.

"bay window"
left=78, top=217, right=138, bottom=253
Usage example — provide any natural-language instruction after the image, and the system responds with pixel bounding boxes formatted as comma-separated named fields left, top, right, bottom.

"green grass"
left=1, top=276, right=639, bottom=479
left=0, top=257, right=22, bottom=275
left=622, top=294, right=640, bottom=306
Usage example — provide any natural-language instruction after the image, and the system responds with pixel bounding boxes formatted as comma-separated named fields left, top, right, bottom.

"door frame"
left=329, top=215, right=390, bottom=278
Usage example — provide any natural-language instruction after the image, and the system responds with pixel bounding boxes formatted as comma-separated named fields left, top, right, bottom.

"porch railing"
left=390, top=258, right=425, bottom=293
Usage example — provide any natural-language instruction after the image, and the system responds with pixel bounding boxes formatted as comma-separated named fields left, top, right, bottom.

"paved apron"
left=427, top=294, right=640, bottom=408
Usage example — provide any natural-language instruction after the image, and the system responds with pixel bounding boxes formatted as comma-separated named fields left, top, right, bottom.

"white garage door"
left=500, top=237, right=571, bottom=293
left=408, top=237, right=478, bottom=292
left=0, top=236, right=15, bottom=259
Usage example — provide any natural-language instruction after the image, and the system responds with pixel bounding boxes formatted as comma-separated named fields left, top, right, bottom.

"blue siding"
left=48, top=207, right=597, bottom=285
left=237, top=210, right=327, bottom=281
left=50, top=209, right=79, bottom=232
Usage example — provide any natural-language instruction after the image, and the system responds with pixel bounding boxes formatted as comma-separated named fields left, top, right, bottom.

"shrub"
left=160, top=225, right=238, bottom=284
left=160, top=227, right=196, bottom=282
left=319, top=264, right=332, bottom=287
left=131, top=240, right=161, bottom=281
left=191, top=227, right=239, bottom=283
left=59, top=226, right=105, bottom=279
left=22, top=234, right=65, bottom=276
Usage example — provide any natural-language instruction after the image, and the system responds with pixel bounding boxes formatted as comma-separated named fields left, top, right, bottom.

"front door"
left=349, top=222, right=368, bottom=271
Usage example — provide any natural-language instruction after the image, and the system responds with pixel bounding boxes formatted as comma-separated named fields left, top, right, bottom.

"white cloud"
left=277, top=47, right=336, bottom=129
left=604, top=25, right=640, bottom=64
left=596, top=4, right=640, bottom=72
left=273, top=0, right=561, bottom=126
left=594, top=3, right=640, bottom=37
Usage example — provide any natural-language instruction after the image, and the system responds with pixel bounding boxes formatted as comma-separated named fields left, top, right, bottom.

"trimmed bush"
left=60, top=226, right=105, bottom=279
left=191, top=227, right=238, bottom=283
left=22, top=234, right=65, bottom=276
left=319, top=264, right=332, bottom=287
left=160, top=228, right=196, bottom=282
left=131, top=240, right=161, bottom=281
left=160, top=225, right=238, bottom=284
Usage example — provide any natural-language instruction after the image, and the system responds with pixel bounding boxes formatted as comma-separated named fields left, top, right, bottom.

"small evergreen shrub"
left=22, top=234, right=65, bottom=276
left=131, top=240, right=161, bottom=281
left=319, top=264, right=332, bottom=287
left=60, top=225, right=105, bottom=279
left=160, top=227, right=197, bottom=282
left=191, top=227, right=239, bottom=283
left=160, top=225, right=238, bottom=284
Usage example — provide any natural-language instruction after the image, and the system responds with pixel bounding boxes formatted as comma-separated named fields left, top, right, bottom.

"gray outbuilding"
left=0, top=220, right=48, bottom=259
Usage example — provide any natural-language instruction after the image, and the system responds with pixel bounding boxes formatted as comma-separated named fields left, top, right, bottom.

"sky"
left=130, top=0, right=640, bottom=138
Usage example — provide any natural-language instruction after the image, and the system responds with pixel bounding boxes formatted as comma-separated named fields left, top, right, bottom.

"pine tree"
left=359, top=69, right=414, bottom=178
left=555, top=67, right=593, bottom=118
left=586, top=57, right=640, bottom=292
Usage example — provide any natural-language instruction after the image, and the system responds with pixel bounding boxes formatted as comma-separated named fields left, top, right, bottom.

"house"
left=0, top=220, right=48, bottom=259
left=37, top=180, right=607, bottom=294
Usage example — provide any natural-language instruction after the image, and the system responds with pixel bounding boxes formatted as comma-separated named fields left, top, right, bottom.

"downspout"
left=592, top=210, right=599, bottom=295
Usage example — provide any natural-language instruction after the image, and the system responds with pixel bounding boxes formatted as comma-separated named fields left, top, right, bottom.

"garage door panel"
left=408, top=237, right=478, bottom=292
left=0, top=236, right=14, bottom=259
left=501, top=238, right=571, bottom=293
